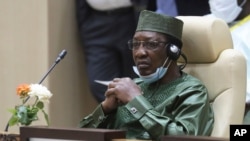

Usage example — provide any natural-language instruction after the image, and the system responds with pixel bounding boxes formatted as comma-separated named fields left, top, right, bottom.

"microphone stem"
left=24, top=62, right=57, bottom=104
left=38, top=62, right=57, bottom=84
left=4, top=122, right=9, bottom=132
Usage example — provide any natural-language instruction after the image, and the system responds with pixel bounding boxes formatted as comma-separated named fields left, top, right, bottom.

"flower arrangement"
left=7, top=83, right=53, bottom=127
left=2, top=50, right=66, bottom=134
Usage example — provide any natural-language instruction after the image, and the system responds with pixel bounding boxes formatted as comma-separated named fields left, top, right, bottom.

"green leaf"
left=17, top=105, right=38, bottom=126
left=29, top=107, right=39, bottom=115
left=17, top=105, right=28, bottom=118
left=18, top=108, right=30, bottom=125
left=8, top=108, right=17, bottom=114
left=27, top=107, right=39, bottom=121
left=36, top=101, right=44, bottom=109
left=8, top=115, right=19, bottom=126
left=41, top=109, right=49, bottom=126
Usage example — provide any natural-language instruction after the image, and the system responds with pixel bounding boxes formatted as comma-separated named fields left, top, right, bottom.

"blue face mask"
left=133, top=58, right=171, bottom=84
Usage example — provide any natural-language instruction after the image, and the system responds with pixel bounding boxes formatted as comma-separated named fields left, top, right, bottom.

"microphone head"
left=55, top=49, right=67, bottom=63
left=59, top=49, right=67, bottom=59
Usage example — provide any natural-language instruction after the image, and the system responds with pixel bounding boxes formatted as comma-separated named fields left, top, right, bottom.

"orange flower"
left=16, top=84, right=30, bottom=98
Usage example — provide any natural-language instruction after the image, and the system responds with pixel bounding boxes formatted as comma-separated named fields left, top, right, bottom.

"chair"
left=176, top=16, right=247, bottom=138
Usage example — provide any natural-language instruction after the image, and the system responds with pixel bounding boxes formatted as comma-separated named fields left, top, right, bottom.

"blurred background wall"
left=0, top=0, right=98, bottom=133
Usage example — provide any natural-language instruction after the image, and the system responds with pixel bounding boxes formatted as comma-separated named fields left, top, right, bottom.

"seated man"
left=79, top=10, right=214, bottom=141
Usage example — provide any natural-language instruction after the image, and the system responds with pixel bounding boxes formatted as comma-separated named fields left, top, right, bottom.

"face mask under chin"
left=133, top=58, right=171, bottom=84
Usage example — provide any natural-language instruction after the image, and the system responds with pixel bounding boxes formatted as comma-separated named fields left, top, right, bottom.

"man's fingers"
left=113, top=78, right=120, bottom=82
left=105, top=88, right=115, bottom=97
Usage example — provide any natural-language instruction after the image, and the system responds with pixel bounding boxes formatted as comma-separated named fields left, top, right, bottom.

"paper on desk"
left=94, top=80, right=112, bottom=86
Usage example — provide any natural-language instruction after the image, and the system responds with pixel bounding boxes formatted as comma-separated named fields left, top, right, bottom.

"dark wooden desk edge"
left=20, top=126, right=126, bottom=141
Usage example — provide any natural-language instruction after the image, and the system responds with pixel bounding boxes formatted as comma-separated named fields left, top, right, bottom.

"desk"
left=161, top=135, right=229, bottom=141
left=112, top=135, right=229, bottom=141
left=20, top=126, right=126, bottom=141
left=18, top=126, right=230, bottom=141
left=112, top=139, right=152, bottom=141
left=112, top=139, right=151, bottom=141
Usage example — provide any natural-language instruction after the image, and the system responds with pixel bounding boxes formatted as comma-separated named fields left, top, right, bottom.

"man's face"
left=131, top=31, right=169, bottom=76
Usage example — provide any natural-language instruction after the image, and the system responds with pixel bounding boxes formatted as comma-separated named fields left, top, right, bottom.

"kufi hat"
left=136, top=10, right=183, bottom=47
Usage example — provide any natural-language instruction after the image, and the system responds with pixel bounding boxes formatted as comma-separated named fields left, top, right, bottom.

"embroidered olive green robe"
left=79, top=72, right=214, bottom=141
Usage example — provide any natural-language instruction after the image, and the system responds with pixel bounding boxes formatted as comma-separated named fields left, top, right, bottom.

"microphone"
left=55, top=49, right=67, bottom=64
left=39, top=49, right=67, bottom=84
left=4, top=49, right=67, bottom=132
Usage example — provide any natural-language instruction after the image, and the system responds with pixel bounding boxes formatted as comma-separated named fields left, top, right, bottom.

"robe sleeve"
left=123, top=84, right=213, bottom=139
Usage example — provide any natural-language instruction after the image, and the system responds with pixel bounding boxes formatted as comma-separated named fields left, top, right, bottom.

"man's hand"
left=101, top=93, right=119, bottom=115
left=105, top=77, right=142, bottom=105
left=101, top=77, right=142, bottom=114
